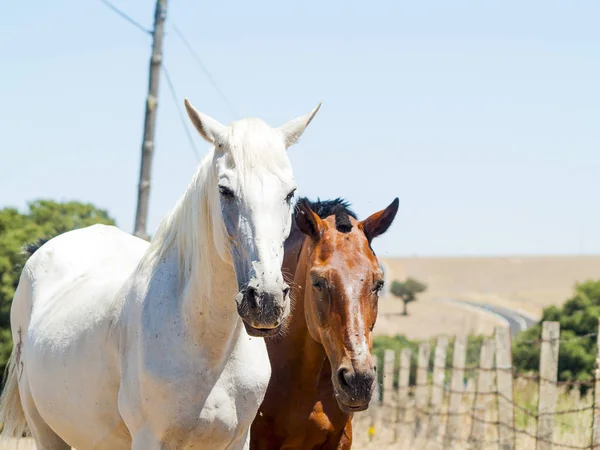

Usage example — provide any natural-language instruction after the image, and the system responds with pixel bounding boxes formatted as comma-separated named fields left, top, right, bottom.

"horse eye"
left=373, top=280, right=384, bottom=293
left=219, top=186, right=235, bottom=200
left=312, top=278, right=326, bottom=292
left=285, top=189, right=296, bottom=204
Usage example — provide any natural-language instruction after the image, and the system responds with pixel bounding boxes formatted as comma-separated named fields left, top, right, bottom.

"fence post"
left=592, top=318, right=600, bottom=449
left=383, top=349, right=395, bottom=406
left=428, top=336, right=449, bottom=439
left=444, top=334, right=467, bottom=447
left=536, top=321, right=560, bottom=450
left=469, top=337, right=496, bottom=447
left=382, top=349, right=395, bottom=442
left=396, top=348, right=412, bottom=443
left=369, top=354, right=381, bottom=441
left=466, top=377, right=476, bottom=395
left=414, top=342, right=431, bottom=438
left=496, top=326, right=516, bottom=450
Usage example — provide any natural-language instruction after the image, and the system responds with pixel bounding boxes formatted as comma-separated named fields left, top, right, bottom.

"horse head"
left=184, top=99, right=321, bottom=337
left=295, top=197, right=399, bottom=411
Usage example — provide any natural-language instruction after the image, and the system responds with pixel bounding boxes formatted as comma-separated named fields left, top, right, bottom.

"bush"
left=513, top=280, right=600, bottom=388
left=372, top=333, right=486, bottom=399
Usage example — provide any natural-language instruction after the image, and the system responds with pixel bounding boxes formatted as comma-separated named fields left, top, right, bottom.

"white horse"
left=0, top=98, right=321, bottom=449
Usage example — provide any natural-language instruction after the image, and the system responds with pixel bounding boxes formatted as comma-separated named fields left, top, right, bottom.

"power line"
left=162, top=65, right=201, bottom=162
left=98, top=0, right=200, bottom=163
left=99, top=0, right=238, bottom=121
left=99, top=0, right=151, bottom=35
left=170, top=22, right=240, bottom=120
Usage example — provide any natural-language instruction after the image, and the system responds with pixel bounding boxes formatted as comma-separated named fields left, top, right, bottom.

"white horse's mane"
left=141, top=118, right=290, bottom=297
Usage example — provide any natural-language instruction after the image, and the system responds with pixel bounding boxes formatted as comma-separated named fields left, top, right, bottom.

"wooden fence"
left=353, top=320, right=600, bottom=450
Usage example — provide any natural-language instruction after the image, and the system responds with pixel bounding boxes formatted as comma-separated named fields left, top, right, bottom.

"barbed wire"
left=514, top=332, right=598, bottom=345
left=367, top=330, right=600, bottom=449
left=367, top=399, right=595, bottom=449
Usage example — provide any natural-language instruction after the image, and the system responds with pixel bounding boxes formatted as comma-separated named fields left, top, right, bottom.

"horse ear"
left=184, top=98, right=227, bottom=145
left=360, top=198, right=399, bottom=243
left=295, top=199, right=325, bottom=241
left=279, top=103, right=322, bottom=149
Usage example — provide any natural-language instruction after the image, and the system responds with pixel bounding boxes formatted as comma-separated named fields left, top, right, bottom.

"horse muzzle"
left=235, top=282, right=290, bottom=337
left=333, top=360, right=377, bottom=413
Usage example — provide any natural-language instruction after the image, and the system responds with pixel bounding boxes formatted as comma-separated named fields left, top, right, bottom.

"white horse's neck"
left=146, top=151, right=242, bottom=349
left=180, top=218, right=240, bottom=347
left=181, top=246, right=240, bottom=349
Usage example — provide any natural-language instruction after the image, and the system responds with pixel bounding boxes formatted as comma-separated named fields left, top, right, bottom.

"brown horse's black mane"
left=294, top=197, right=357, bottom=233
left=23, top=237, right=49, bottom=257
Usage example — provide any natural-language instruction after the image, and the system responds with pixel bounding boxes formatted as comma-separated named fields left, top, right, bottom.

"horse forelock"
left=226, top=118, right=291, bottom=181
left=293, top=197, right=357, bottom=234
left=333, top=207, right=353, bottom=233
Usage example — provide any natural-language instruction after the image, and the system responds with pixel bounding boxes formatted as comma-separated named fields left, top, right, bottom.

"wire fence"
left=352, top=320, right=600, bottom=450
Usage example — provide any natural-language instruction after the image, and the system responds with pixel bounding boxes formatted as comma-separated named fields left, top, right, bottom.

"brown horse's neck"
left=252, top=228, right=353, bottom=449
left=270, top=232, right=330, bottom=382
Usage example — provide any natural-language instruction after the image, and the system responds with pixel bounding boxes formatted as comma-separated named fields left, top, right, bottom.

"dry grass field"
left=0, top=440, right=34, bottom=450
left=374, top=255, right=600, bottom=340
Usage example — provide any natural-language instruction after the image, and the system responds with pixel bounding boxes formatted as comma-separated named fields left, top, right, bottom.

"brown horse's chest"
left=306, top=403, right=338, bottom=441
left=301, top=403, right=352, bottom=450
left=251, top=395, right=351, bottom=450
left=285, top=400, right=350, bottom=449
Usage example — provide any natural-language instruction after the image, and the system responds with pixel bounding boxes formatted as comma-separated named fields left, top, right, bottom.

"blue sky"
left=1, top=1, right=598, bottom=258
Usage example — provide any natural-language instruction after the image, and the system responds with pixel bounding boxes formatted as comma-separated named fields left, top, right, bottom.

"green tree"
left=0, top=200, right=115, bottom=372
left=390, top=277, right=427, bottom=316
left=513, top=280, right=600, bottom=389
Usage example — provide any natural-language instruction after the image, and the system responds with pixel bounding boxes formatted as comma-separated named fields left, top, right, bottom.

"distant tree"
left=390, top=277, right=427, bottom=316
left=0, top=200, right=115, bottom=373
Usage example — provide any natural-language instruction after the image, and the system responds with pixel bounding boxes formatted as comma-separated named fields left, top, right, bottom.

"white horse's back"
left=6, top=224, right=148, bottom=449
left=25, top=224, right=148, bottom=304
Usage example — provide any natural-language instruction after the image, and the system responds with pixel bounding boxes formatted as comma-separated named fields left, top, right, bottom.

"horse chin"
left=335, top=397, right=370, bottom=413
left=242, top=320, right=282, bottom=338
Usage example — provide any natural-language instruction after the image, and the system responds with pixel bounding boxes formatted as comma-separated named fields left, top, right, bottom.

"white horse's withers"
left=0, top=99, right=321, bottom=449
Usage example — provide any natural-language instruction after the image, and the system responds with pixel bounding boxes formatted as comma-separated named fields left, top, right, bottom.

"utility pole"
left=133, top=0, right=168, bottom=240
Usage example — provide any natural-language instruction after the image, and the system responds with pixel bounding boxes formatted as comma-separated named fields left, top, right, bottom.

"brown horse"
left=250, top=196, right=399, bottom=450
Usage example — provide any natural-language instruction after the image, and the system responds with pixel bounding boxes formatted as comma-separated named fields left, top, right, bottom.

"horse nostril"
left=282, top=286, right=290, bottom=299
left=337, top=367, right=352, bottom=390
left=246, top=286, right=259, bottom=308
